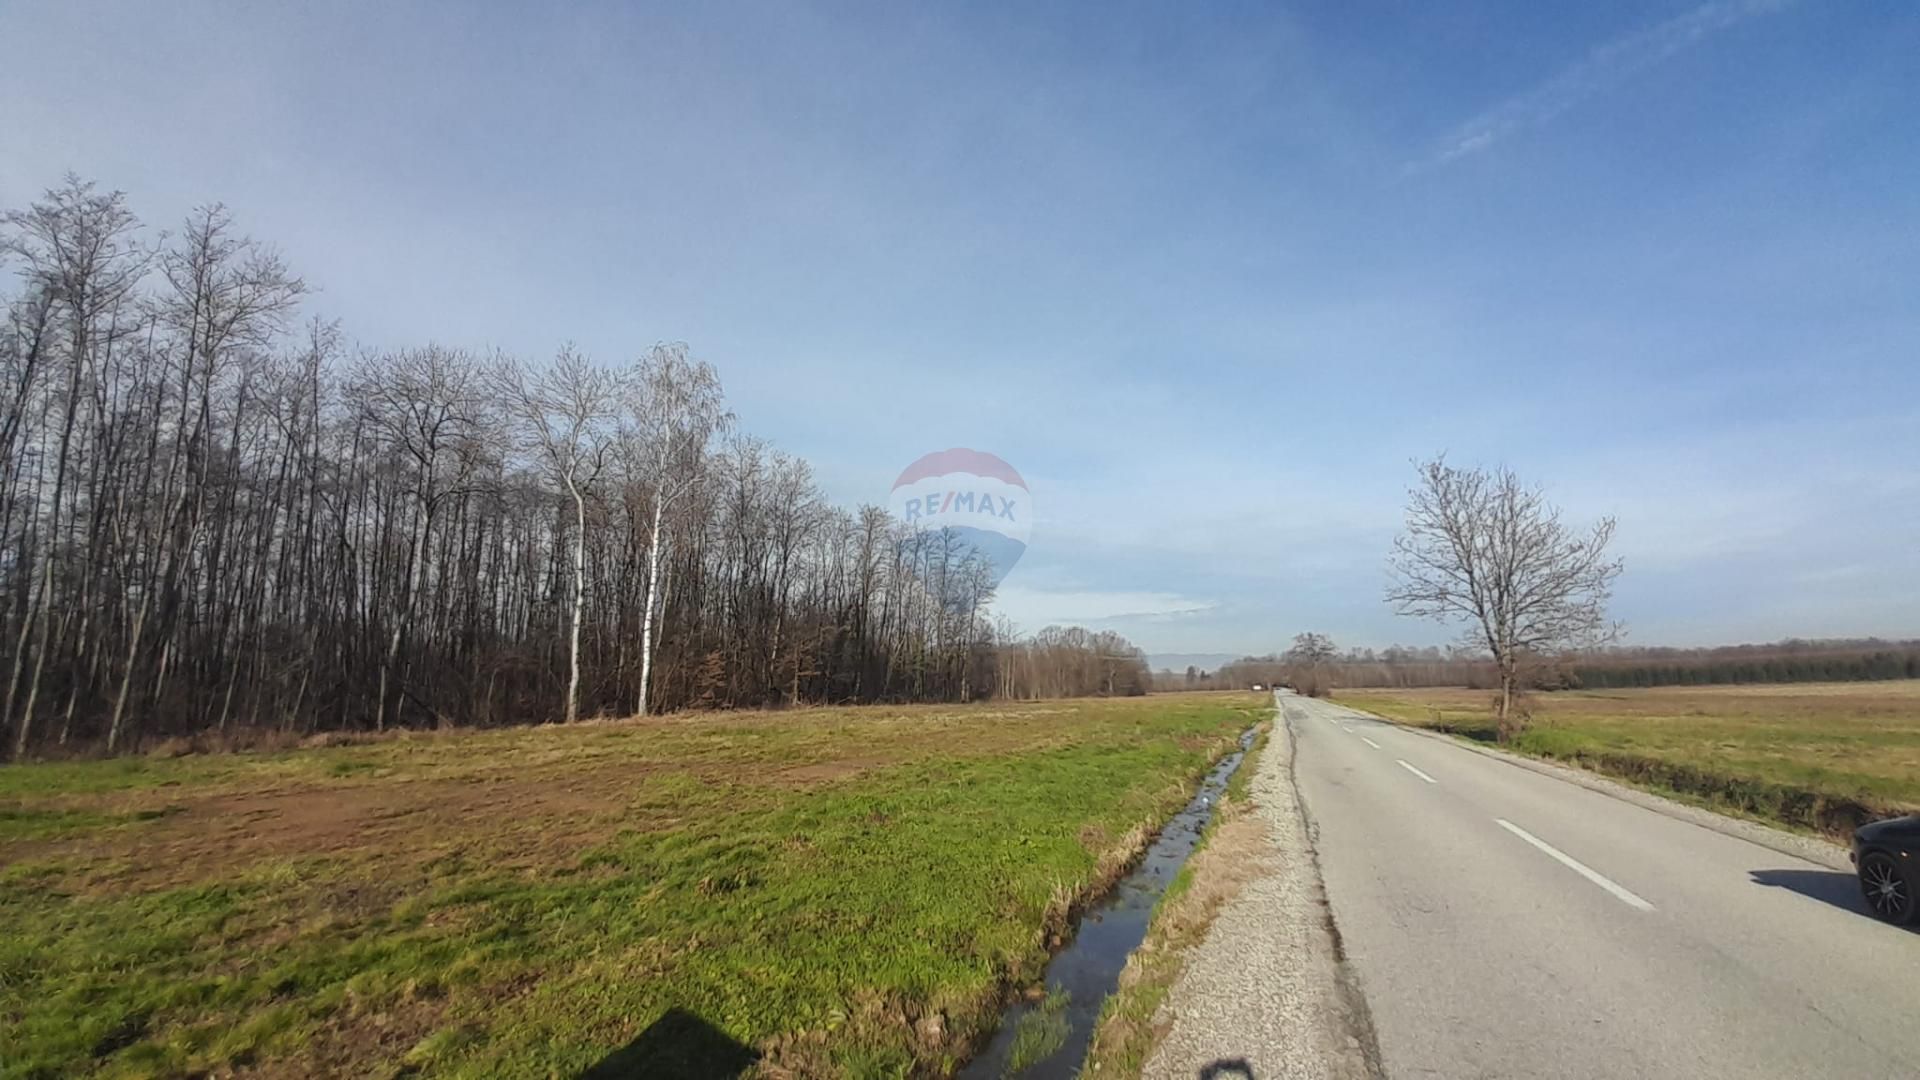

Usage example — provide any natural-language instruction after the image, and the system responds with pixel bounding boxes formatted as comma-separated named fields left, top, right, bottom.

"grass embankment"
left=1082, top=718, right=1273, bottom=1077
left=0, top=693, right=1264, bottom=1079
left=1336, top=682, right=1920, bottom=838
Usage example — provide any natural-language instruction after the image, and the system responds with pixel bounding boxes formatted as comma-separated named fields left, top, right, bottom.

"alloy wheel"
left=1860, top=854, right=1914, bottom=924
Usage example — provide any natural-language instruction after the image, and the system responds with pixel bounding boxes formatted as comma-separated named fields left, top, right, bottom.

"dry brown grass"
left=1337, top=681, right=1920, bottom=835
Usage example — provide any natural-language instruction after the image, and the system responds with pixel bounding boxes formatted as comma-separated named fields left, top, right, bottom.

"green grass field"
left=0, top=693, right=1265, bottom=1079
left=1335, top=681, right=1920, bottom=836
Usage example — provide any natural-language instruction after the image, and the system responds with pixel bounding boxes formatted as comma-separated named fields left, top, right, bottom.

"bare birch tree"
left=1387, top=456, right=1623, bottom=740
left=497, top=347, right=619, bottom=724
left=620, top=343, right=726, bottom=716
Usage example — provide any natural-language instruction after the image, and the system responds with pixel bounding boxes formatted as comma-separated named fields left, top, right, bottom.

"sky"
left=3, top=0, right=1916, bottom=659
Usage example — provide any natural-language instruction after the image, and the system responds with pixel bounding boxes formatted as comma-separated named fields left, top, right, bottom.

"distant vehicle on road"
left=1853, top=815, right=1920, bottom=924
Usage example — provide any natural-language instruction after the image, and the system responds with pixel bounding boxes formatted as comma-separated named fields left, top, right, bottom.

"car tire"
left=1859, top=852, right=1917, bottom=925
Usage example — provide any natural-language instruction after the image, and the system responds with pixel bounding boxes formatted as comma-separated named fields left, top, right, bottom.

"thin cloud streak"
left=1411, top=0, right=1794, bottom=172
left=991, top=585, right=1217, bottom=628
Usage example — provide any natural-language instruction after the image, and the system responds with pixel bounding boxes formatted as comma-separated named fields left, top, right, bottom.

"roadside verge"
left=1096, top=698, right=1378, bottom=1080
left=1079, top=720, right=1273, bottom=1076
left=1333, top=701, right=1854, bottom=873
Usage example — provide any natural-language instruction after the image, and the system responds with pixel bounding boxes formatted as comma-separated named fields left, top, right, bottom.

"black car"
left=1853, top=815, right=1920, bottom=925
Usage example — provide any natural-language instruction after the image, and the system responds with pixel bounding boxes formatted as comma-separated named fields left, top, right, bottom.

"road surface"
left=1285, top=690, right=1920, bottom=1078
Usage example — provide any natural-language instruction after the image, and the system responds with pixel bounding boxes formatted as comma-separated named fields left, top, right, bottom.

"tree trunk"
left=636, top=497, right=664, bottom=717
left=105, top=597, right=149, bottom=753
left=13, top=570, right=56, bottom=759
left=12, top=318, right=88, bottom=759
left=376, top=504, right=428, bottom=732
left=565, top=478, right=585, bottom=724
left=1497, top=661, right=1516, bottom=742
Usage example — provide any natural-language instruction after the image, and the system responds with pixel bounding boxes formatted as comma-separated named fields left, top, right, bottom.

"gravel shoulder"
left=1141, top=695, right=1379, bottom=1080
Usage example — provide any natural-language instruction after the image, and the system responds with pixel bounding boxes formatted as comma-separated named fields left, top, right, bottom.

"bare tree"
left=356, top=346, right=490, bottom=730
left=1387, top=456, right=1623, bottom=740
left=1284, top=631, right=1337, bottom=697
left=141, top=206, right=303, bottom=740
left=619, top=342, right=727, bottom=716
left=496, top=347, right=620, bottom=724
left=1, top=177, right=148, bottom=757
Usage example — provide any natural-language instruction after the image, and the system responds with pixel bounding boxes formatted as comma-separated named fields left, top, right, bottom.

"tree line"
left=1569, top=640, right=1920, bottom=689
left=992, top=623, right=1151, bottom=700
left=1215, top=643, right=1496, bottom=692
left=1213, top=639, right=1920, bottom=694
left=0, top=176, right=1145, bottom=759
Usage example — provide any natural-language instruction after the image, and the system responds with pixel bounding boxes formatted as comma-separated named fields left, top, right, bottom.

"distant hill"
left=1148, top=653, right=1240, bottom=673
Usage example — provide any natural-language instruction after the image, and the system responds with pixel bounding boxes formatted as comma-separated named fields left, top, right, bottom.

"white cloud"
left=1412, top=0, right=1794, bottom=171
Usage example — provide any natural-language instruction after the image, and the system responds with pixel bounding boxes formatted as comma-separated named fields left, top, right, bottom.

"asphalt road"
left=1286, top=691, right=1920, bottom=1079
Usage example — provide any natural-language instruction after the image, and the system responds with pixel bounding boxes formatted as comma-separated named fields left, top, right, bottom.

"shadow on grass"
left=577, top=1007, right=757, bottom=1080
left=1748, top=867, right=1907, bottom=929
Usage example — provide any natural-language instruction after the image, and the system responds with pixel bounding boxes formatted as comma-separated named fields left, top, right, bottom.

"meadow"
left=0, top=693, right=1265, bottom=1078
left=1335, top=681, right=1920, bottom=837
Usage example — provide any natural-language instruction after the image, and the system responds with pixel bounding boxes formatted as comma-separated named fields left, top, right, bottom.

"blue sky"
left=3, top=1, right=1916, bottom=657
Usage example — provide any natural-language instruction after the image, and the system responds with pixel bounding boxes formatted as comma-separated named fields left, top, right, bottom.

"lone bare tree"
left=1387, top=457, right=1622, bottom=740
left=1284, top=631, right=1337, bottom=697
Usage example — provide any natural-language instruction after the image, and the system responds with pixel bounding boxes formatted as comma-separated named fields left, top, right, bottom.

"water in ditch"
left=956, top=726, right=1260, bottom=1080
